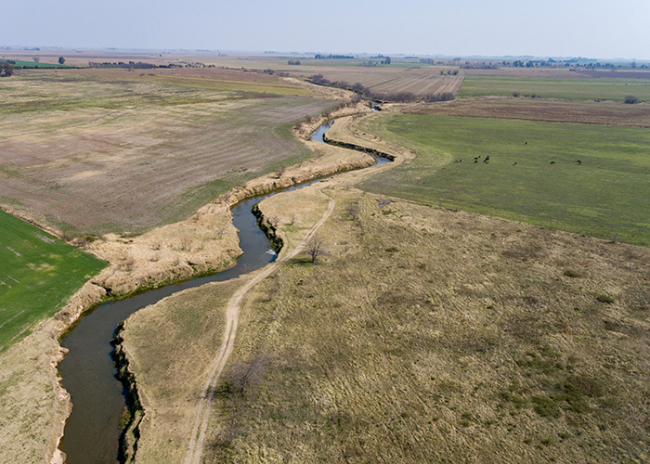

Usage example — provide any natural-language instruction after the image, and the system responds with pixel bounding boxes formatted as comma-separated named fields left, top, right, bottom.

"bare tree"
left=306, top=235, right=325, bottom=264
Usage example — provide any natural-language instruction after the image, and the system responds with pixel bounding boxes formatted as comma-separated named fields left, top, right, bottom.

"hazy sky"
left=3, top=0, right=649, bottom=59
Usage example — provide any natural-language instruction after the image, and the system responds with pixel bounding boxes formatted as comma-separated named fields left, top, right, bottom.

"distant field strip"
left=458, top=75, right=650, bottom=101
left=360, top=114, right=650, bottom=246
left=372, top=72, right=464, bottom=96
left=405, top=98, right=650, bottom=128
left=0, top=210, right=106, bottom=352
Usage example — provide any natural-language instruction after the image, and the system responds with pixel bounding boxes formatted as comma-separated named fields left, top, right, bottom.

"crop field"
left=405, top=97, right=650, bottom=127
left=122, top=185, right=650, bottom=463
left=60, top=67, right=321, bottom=96
left=0, top=210, right=106, bottom=352
left=4, top=60, right=68, bottom=69
left=0, top=70, right=338, bottom=234
left=359, top=114, right=650, bottom=246
left=458, top=75, right=650, bottom=101
left=303, top=65, right=464, bottom=97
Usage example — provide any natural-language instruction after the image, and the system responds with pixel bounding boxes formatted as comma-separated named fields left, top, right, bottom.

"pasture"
left=0, top=69, right=337, bottom=235
left=359, top=114, right=650, bottom=246
left=458, top=75, right=650, bottom=102
left=0, top=210, right=106, bottom=352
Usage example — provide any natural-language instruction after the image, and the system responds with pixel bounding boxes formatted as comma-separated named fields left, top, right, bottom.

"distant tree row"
left=309, top=74, right=454, bottom=103
left=314, top=54, right=354, bottom=60
left=89, top=61, right=158, bottom=69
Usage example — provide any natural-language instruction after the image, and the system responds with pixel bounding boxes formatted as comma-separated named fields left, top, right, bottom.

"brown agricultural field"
left=304, top=66, right=464, bottom=97
left=0, top=69, right=339, bottom=235
left=403, top=97, right=650, bottom=127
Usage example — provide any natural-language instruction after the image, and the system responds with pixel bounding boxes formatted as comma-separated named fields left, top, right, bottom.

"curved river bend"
left=58, top=120, right=389, bottom=463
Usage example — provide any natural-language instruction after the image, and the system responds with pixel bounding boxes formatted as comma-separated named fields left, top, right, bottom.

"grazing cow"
left=513, top=162, right=517, bottom=165
left=524, top=142, right=528, bottom=145
left=550, top=161, right=555, bottom=164
left=474, top=159, right=478, bottom=164
left=577, top=160, right=582, bottom=165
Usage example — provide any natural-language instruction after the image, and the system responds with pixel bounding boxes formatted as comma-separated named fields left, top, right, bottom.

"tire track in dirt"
left=183, top=186, right=336, bottom=464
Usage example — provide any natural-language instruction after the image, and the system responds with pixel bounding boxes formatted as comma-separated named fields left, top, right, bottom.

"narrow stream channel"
left=58, top=119, right=389, bottom=463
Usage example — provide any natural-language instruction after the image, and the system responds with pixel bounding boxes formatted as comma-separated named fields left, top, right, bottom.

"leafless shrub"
left=117, top=254, right=135, bottom=272
left=306, top=235, right=326, bottom=263
left=194, top=239, right=206, bottom=252
left=178, top=237, right=192, bottom=252
left=215, top=225, right=227, bottom=239
left=347, top=202, right=360, bottom=221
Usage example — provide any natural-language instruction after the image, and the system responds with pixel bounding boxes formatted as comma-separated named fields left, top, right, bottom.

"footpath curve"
left=183, top=186, right=336, bottom=464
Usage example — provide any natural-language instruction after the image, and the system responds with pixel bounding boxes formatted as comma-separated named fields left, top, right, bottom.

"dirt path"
left=182, top=110, right=413, bottom=464
left=182, top=186, right=336, bottom=464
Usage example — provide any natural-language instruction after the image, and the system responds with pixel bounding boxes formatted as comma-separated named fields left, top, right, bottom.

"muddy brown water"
left=58, top=120, right=389, bottom=463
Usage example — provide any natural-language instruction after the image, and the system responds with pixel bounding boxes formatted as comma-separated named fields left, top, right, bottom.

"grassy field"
left=404, top=97, right=650, bottom=128
left=359, top=114, right=650, bottom=246
left=0, top=210, right=106, bottom=352
left=122, top=185, right=650, bottom=463
left=7, top=60, right=68, bottom=69
left=0, top=69, right=338, bottom=234
left=458, top=75, right=650, bottom=102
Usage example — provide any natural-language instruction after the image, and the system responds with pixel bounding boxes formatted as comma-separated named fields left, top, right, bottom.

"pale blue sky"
left=2, top=0, right=649, bottom=59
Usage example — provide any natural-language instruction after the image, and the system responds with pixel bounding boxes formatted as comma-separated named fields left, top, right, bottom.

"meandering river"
left=58, top=120, right=389, bottom=463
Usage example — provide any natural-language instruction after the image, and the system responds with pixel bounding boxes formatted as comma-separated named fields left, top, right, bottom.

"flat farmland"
left=359, top=114, right=650, bottom=246
left=0, top=70, right=338, bottom=234
left=458, top=75, right=650, bottom=101
left=405, top=97, right=650, bottom=127
left=0, top=210, right=105, bottom=351
left=305, top=65, right=464, bottom=97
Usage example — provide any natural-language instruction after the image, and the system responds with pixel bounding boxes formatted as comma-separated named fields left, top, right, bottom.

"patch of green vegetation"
left=596, top=294, right=616, bottom=304
left=458, top=75, right=650, bottom=101
left=563, top=270, right=582, bottom=278
left=0, top=210, right=106, bottom=352
left=360, top=114, right=650, bottom=246
left=9, top=60, right=69, bottom=69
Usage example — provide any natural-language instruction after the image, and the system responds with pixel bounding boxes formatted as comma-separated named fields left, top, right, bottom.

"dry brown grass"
left=119, top=279, right=242, bottom=464
left=201, top=188, right=650, bottom=464
left=121, top=176, right=650, bottom=463
left=403, top=97, right=650, bottom=128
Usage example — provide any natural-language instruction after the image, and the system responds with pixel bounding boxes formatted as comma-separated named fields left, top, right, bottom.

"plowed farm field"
left=307, top=66, right=464, bottom=97
left=0, top=70, right=338, bottom=235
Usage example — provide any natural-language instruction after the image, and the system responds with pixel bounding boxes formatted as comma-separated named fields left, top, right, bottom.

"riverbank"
left=0, top=106, right=376, bottom=464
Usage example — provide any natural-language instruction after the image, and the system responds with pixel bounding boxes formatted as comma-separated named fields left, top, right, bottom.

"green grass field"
left=7, top=60, right=69, bottom=69
left=360, top=114, right=650, bottom=246
left=0, top=211, right=106, bottom=352
left=458, top=75, right=650, bottom=102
